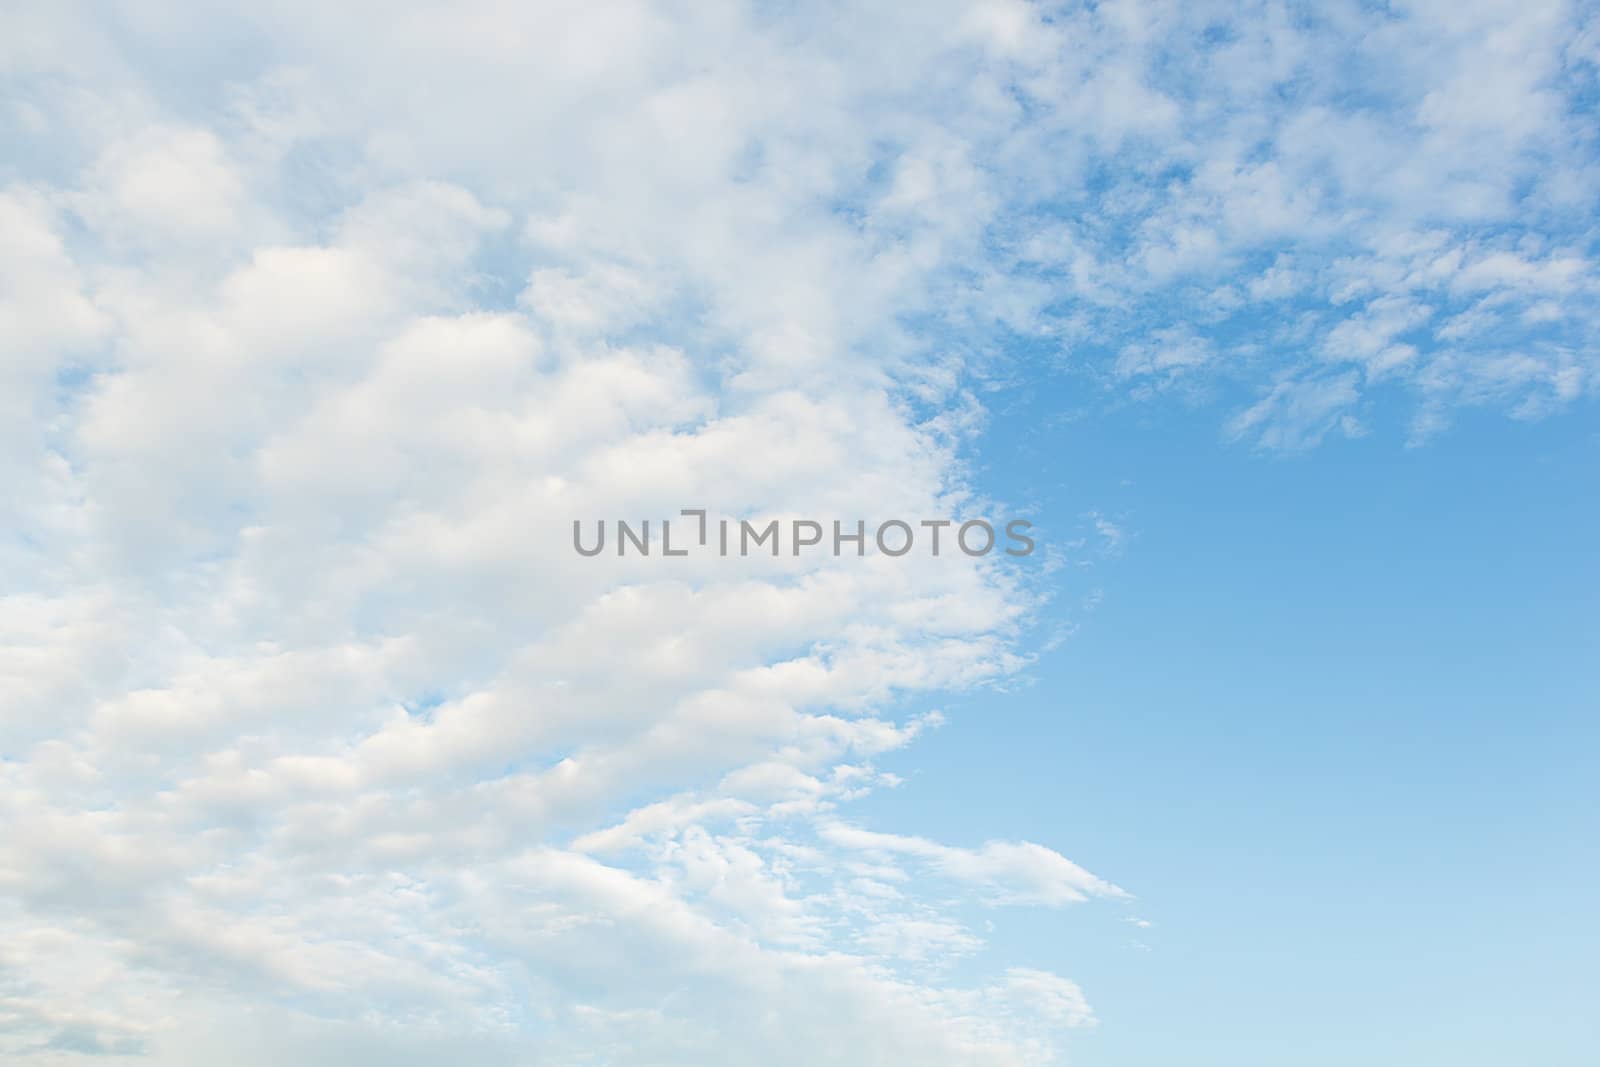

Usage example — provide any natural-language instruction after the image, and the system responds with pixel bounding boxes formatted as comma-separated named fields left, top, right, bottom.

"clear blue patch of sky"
left=860, top=381, right=1600, bottom=1066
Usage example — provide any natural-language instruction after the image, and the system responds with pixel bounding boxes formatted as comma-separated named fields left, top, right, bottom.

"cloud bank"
left=1, top=0, right=1595, bottom=1063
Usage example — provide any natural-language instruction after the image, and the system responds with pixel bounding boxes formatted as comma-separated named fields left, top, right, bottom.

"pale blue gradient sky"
left=868, top=399, right=1599, bottom=1065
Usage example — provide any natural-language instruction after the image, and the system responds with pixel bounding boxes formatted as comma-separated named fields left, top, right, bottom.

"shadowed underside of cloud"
left=0, top=0, right=1595, bottom=1063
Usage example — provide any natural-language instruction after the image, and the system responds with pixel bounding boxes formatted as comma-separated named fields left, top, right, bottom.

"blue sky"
left=872, top=400, right=1600, bottom=1064
left=1, top=1, right=1597, bottom=1064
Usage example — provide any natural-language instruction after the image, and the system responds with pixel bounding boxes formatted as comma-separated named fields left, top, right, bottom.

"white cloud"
left=1, top=0, right=1594, bottom=1062
left=820, top=823, right=1126, bottom=906
left=0, top=3, right=1108, bottom=1062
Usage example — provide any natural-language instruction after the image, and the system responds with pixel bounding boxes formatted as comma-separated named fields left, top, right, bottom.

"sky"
left=1, top=1, right=1597, bottom=1065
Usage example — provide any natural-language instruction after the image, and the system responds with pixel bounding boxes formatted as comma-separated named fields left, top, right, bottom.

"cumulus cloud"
left=0, top=0, right=1593, bottom=1063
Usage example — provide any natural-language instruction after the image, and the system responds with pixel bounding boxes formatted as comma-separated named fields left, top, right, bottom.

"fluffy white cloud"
left=0, top=4, right=1098, bottom=1062
left=1, top=0, right=1593, bottom=1063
